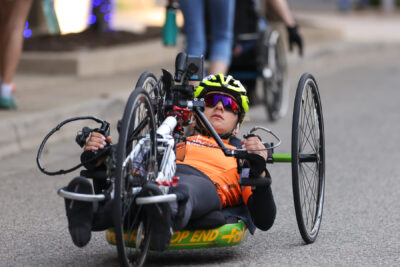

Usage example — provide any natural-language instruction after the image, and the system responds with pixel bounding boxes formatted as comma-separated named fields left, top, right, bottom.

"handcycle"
left=37, top=52, right=325, bottom=267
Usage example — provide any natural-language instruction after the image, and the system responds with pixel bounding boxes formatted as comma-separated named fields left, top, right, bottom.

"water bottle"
left=163, top=2, right=179, bottom=46
left=41, top=0, right=60, bottom=34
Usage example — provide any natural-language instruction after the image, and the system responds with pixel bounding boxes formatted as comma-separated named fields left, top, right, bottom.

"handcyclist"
left=64, top=74, right=276, bottom=251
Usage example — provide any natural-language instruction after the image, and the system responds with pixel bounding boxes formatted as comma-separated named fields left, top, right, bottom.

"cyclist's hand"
left=241, top=136, right=268, bottom=162
left=84, top=131, right=112, bottom=151
left=287, top=25, right=303, bottom=56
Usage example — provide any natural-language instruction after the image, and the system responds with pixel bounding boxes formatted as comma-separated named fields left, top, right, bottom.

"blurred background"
left=23, top=0, right=400, bottom=36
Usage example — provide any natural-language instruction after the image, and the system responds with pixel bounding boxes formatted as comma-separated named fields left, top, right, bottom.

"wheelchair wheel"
left=262, top=29, right=289, bottom=121
left=291, top=73, right=325, bottom=244
left=114, top=88, right=157, bottom=266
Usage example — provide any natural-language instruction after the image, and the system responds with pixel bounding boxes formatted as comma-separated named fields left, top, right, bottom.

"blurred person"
left=0, top=0, right=33, bottom=109
left=338, top=0, right=370, bottom=12
left=265, top=0, right=303, bottom=55
left=178, top=0, right=302, bottom=77
left=178, top=0, right=236, bottom=75
left=232, top=0, right=302, bottom=102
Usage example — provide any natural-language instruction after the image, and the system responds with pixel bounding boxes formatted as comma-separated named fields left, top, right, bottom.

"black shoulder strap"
left=229, top=136, right=243, bottom=175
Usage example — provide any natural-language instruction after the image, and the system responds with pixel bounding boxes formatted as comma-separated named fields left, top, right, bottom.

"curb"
left=0, top=92, right=127, bottom=158
left=19, top=39, right=181, bottom=77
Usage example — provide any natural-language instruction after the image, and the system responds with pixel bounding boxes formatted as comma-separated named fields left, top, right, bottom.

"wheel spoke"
left=300, top=163, right=315, bottom=225
left=128, top=116, right=149, bottom=143
left=300, top=87, right=318, bottom=154
left=307, top=91, right=319, bottom=152
left=125, top=205, right=143, bottom=239
left=299, top=162, right=318, bottom=231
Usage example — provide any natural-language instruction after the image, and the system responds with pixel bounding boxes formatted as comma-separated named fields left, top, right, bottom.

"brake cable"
left=36, top=116, right=109, bottom=176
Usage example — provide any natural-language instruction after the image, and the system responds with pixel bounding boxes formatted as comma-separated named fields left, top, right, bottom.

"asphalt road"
left=1, top=41, right=399, bottom=266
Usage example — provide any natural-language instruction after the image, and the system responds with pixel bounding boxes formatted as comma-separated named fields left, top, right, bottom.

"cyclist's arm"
left=267, top=0, right=296, bottom=27
left=246, top=186, right=276, bottom=231
left=240, top=136, right=275, bottom=230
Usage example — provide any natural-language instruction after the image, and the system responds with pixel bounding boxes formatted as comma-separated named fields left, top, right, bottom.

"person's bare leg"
left=1, top=0, right=33, bottom=84
left=0, top=1, right=13, bottom=75
left=208, top=60, right=228, bottom=75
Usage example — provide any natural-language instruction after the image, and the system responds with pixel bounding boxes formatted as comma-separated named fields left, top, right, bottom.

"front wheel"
left=114, top=87, right=157, bottom=266
left=135, top=71, right=158, bottom=95
left=291, top=73, right=325, bottom=244
left=135, top=71, right=164, bottom=125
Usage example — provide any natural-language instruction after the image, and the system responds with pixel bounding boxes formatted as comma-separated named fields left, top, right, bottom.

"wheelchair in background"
left=228, top=0, right=290, bottom=121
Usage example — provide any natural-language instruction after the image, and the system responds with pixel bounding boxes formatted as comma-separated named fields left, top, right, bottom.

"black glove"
left=287, top=25, right=303, bottom=56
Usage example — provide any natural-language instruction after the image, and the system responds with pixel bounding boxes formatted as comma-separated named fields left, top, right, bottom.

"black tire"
left=135, top=71, right=158, bottom=97
left=262, top=28, right=289, bottom=121
left=135, top=71, right=164, bottom=125
left=114, top=88, right=157, bottom=266
left=291, top=73, right=325, bottom=244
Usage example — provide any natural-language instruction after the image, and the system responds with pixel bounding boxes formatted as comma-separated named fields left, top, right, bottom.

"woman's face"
left=203, top=95, right=239, bottom=135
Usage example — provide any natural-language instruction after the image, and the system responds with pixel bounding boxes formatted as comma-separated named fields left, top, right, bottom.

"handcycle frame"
left=37, top=52, right=325, bottom=267
left=110, top=52, right=324, bottom=266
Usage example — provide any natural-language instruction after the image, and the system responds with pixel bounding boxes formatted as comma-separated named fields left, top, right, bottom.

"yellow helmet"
left=194, top=74, right=249, bottom=124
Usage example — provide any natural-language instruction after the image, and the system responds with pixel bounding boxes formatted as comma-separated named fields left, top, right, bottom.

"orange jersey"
left=176, top=135, right=252, bottom=208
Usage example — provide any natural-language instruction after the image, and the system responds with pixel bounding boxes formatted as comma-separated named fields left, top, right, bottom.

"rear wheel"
left=114, top=88, right=157, bottom=266
left=291, top=73, right=325, bottom=244
left=262, top=28, right=289, bottom=121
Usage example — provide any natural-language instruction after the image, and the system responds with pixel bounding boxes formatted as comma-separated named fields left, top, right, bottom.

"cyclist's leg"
left=90, top=171, right=114, bottom=231
left=207, top=0, right=235, bottom=74
left=172, top=164, right=221, bottom=230
left=178, top=0, right=206, bottom=56
left=92, top=199, right=114, bottom=231
left=64, top=176, right=113, bottom=233
left=64, top=177, right=94, bottom=247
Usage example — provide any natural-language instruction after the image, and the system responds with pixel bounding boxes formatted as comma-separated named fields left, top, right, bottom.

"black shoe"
left=140, top=183, right=173, bottom=252
left=64, top=177, right=93, bottom=247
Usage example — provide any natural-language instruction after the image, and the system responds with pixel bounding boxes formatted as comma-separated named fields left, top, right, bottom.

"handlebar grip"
left=80, top=146, right=111, bottom=170
left=239, top=176, right=271, bottom=188
left=175, top=52, right=187, bottom=82
left=80, top=121, right=111, bottom=170
left=243, top=133, right=262, bottom=141
left=80, top=169, right=107, bottom=180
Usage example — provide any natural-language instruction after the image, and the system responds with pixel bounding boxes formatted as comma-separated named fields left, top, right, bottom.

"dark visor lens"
left=204, top=93, right=239, bottom=113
